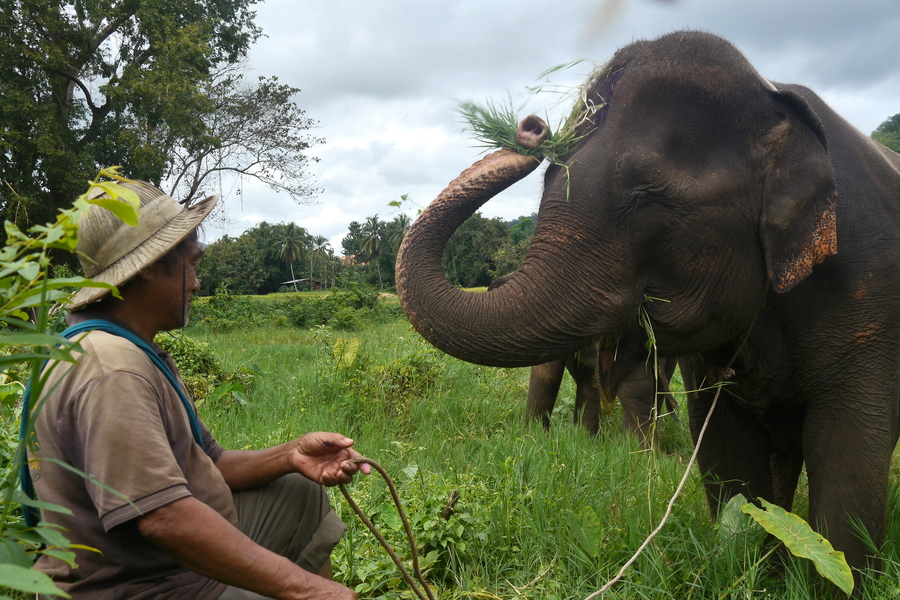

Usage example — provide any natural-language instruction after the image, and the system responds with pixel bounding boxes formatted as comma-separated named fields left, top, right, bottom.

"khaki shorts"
left=217, top=473, right=346, bottom=600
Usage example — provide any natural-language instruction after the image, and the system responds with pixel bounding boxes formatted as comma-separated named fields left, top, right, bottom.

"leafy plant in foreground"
left=0, top=168, right=140, bottom=597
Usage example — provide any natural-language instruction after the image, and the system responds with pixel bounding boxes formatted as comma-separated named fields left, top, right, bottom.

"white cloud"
left=205, top=0, right=900, bottom=253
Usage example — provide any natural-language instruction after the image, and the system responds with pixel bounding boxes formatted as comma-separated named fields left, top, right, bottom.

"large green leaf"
left=568, top=504, right=603, bottom=558
left=718, top=493, right=765, bottom=551
left=334, top=338, right=359, bottom=369
left=742, top=499, right=854, bottom=597
left=0, top=538, right=33, bottom=568
left=0, top=563, right=69, bottom=597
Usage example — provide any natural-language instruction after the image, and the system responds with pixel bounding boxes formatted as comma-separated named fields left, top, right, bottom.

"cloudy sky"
left=202, top=0, right=900, bottom=253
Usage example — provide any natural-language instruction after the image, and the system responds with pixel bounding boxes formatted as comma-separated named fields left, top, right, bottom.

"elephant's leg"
left=527, top=359, right=566, bottom=430
left=769, top=449, right=804, bottom=512
left=568, top=354, right=601, bottom=435
left=619, top=364, right=658, bottom=447
left=684, top=375, right=775, bottom=515
left=803, top=401, right=898, bottom=573
left=620, top=357, right=677, bottom=448
left=658, top=357, right=678, bottom=415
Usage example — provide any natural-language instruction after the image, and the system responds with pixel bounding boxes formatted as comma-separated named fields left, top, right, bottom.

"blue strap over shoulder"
left=19, top=319, right=204, bottom=527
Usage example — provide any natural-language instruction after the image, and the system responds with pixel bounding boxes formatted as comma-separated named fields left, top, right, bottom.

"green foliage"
left=743, top=497, right=854, bottom=597
left=0, top=0, right=271, bottom=231
left=197, top=235, right=267, bottom=296
left=311, top=325, right=443, bottom=421
left=872, top=113, right=900, bottom=153
left=0, top=170, right=140, bottom=598
left=188, top=284, right=392, bottom=333
left=197, top=221, right=340, bottom=296
left=442, top=213, right=509, bottom=287
left=341, top=221, right=365, bottom=260
left=154, top=332, right=257, bottom=407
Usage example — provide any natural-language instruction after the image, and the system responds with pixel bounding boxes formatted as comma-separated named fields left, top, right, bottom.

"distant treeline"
left=197, top=212, right=538, bottom=295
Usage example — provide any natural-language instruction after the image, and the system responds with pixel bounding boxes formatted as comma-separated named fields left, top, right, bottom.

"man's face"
left=153, top=237, right=204, bottom=331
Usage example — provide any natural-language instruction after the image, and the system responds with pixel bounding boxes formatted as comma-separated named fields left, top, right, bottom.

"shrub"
left=190, top=284, right=388, bottom=332
left=155, top=332, right=257, bottom=406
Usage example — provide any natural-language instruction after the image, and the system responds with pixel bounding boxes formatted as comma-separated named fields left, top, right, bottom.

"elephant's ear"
left=760, top=89, right=838, bottom=293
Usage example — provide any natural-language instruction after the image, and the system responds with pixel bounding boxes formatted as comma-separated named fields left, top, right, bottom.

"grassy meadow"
left=185, top=300, right=900, bottom=600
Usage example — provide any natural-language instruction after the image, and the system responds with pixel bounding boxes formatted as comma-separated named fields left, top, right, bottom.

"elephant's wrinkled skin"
left=488, top=274, right=677, bottom=443
left=396, top=31, right=900, bottom=578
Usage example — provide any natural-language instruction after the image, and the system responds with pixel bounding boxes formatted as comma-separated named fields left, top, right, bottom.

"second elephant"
left=528, top=343, right=677, bottom=446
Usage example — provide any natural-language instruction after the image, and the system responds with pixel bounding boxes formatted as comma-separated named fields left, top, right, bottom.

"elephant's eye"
left=614, top=185, right=673, bottom=225
left=624, top=187, right=658, bottom=210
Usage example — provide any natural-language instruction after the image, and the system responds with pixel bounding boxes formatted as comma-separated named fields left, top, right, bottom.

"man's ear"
left=760, top=89, right=838, bottom=293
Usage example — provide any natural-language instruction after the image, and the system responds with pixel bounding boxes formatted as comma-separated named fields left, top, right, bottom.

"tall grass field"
left=182, top=296, right=900, bottom=600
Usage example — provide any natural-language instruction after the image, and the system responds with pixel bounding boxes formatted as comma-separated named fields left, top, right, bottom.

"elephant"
left=489, top=273, right=678, bottom=443
left=396, top=30, right=900, bottom=581
left=526, top=344, right=677, bottom=447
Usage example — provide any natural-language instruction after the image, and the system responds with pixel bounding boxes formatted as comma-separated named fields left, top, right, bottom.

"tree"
left=360, top=215, right=385, bottom=289
left=341, top=221, right=364, bottom=261
left=164, top=69, right=324, bottom=206
left=384, top=214, right=412, bottom=255
left=872, top=114, right=900, bottom=153
left=196, top=234, right=265, bottom=296
left=490, top=214, right=536, bottom=279
left=0, top=0, right=321, bottom=234
left=442, top=213, right=509, bottom=287
left=308, top=234, right=331, bottom=290
left=239, top=221, right=297, bottom=293
left=276, top=223, right=308, bottom=292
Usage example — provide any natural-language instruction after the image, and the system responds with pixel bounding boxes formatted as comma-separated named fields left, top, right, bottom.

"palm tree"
left=276, top=223, right=307, bottom=292
left=385, top=213, right=412, bottom=254
left=360, top=215, right=385, bottom=288
left=309, top=234, right=331, bottom=289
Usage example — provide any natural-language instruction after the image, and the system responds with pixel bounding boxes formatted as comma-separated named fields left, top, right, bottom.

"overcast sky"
left=202, top=0, right=900, bottom=253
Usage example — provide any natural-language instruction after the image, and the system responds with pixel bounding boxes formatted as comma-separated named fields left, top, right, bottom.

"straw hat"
left=68, top=181, right=217, bottom=310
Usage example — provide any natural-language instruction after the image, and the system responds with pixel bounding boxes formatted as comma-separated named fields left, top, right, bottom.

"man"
left=30, top=181, right=368, bottom=599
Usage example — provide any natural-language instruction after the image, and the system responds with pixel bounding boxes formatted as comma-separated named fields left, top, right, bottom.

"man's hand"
left=139, top=496, right=359, bottom=599
left=289, top=432, right=371, bottom=486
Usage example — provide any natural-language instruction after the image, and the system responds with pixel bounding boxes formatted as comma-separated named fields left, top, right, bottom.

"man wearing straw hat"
left=29, top=181, right=367, bottom=600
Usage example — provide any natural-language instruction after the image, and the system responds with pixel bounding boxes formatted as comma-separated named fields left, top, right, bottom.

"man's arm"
left=214, top=431, right=370, bottom=491
left=137, top=495, right=356, bottom=600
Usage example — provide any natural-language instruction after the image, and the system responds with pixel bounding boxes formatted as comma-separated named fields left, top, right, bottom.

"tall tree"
left=0, top=0, right=321, bottom=232
left=442, top=213, right=509, bottom=288
left=196, top=234, right=265, bottom=296
left=872, top=113, right=900, bottom=153
left=308, top=234, right=330, bottom=289
left=341, top=221, right=364, bottom=262
left=384, top=213, right=412, bottom=255
left=360, top=215, right=385, bottom=288
left=164, top=69, right=324, bottom=206
left=276, top=223, right=308, bottom=292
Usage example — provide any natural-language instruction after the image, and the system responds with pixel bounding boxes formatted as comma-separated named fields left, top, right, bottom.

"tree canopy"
left=872, top=113, right=900, bottom=154
left=0, top=0, right=321, bottom=232
left=442, top=213, right=510, bottom=288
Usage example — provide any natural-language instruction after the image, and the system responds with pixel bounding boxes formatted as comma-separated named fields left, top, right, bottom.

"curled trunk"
left=396, top=117, right=619, bottom=367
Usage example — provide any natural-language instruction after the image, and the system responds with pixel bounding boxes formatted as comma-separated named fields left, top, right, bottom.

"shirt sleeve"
left=66, top=370, right=193, bottom=530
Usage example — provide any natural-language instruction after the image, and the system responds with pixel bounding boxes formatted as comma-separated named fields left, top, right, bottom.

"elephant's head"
left=396, top=31, right=837, bottom=367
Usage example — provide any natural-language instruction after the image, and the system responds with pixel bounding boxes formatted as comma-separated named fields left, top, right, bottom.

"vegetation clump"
left=457, top=62, right=613, bottom=165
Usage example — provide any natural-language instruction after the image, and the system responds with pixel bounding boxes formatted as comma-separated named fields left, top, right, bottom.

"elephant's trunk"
left=396, top=117, right=616, bottom=367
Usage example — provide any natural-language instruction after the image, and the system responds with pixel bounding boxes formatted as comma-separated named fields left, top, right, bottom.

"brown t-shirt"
left=31, top=315, right=234, bottom=599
